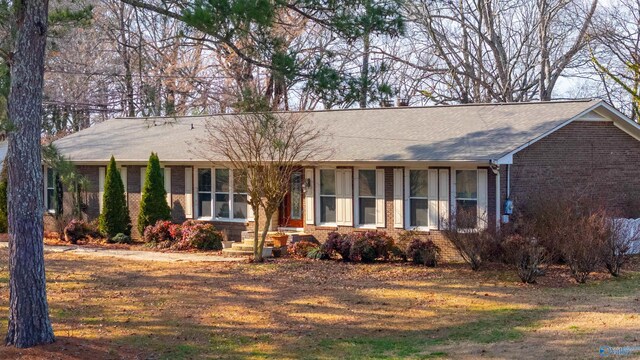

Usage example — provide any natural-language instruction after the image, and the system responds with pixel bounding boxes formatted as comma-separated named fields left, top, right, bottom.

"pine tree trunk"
left=5, top=0, right=55, bottom=348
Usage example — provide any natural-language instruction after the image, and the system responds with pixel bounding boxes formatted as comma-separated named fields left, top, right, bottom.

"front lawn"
left=0, top=249, right=638, bottom=359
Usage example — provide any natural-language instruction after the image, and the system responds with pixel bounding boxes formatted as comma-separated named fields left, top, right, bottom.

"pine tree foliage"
left=99, top=156, right=131, bottom=237
left=137, top=152, right=171, bottom=234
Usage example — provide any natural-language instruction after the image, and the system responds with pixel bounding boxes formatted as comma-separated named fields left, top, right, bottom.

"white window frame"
left=44, top=167, right=57, bottom=214
left=451, top=167, right=488, bottom=231
left=404, top=168, right=431, bottom=231
left=355, top=168, right=377, bottom=228
left=194, top=167, right=248, bottom=222
left=316, top=168, right=338, bottom=227
left=354, top=168, right=384, bottom=228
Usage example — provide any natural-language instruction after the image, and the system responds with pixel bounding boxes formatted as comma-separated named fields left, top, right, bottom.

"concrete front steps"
left=221, top=238, right=275, bottom=258
left=221, top=231, right=314, bottom=258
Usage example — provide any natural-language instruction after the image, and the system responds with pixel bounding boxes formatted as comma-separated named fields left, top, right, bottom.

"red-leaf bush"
left=143, top=220, right=173, bottom=244
left=406, top=239, right=440, bottom=267
left=348, top=231, right=395, bottom=263
left=181, top=222, right=223, bottom=250
left=143, top=220, right=223, bottom=251
left=322, top=231, right=395, bottom=263
left=289, top=240, right=319, bottom=258
left=63, top=219, right=92, bottom=244
left=349, top=235, right=378, bottom=263
left=323, top=232, right=353, bottom=261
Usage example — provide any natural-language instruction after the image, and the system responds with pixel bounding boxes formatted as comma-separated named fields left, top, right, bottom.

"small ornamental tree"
left=138, top=152, right=171, bottom=234
left=200, top=96, right=328, bottom=262
left=99, top=156, right=131, bottom=238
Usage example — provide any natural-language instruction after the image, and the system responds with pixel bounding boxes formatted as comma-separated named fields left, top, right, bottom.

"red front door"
left=279, top=170, right=304, bottom=228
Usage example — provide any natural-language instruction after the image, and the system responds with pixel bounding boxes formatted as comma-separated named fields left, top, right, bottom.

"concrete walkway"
left=0, top=242, right=245, bottom=263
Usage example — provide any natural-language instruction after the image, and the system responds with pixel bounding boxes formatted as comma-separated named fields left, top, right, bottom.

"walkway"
left=0, top=242, right=245, bottom=263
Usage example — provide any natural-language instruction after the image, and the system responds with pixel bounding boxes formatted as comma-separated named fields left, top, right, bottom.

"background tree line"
left=1, top=0, right=639, bottom=134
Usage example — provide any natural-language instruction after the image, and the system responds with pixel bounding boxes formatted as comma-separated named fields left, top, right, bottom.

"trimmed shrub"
left=406, top=239, right=440, bottom=267
left=369, top=231, right=395, bottom=260
left=137, top=152, right=171, bottom=234
left=143, top=220, right=173, bottom=244
left=99, top=156, right=131, bottom=238
left=289, top=240, right=319, bottom=258
left=111, top=233, right=132, bottom=244
left=169, top=223, right=183, bottom=240
left=63, top=219, right=91, bottom=244
left=349, top=236, right=378, bottom=263
left=503, top=234, right=547, bottom=284
left=323, top=232, right=352, bottom=260
left=321, top=231, right=394, bottom=263
left=396, top=230, right=422, bottom=259
left=181, top=222, right=223, bottom=250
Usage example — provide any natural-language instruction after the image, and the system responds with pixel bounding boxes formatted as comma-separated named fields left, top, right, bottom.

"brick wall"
left=503, top=121, right=640, bottom=218
left=302, top=167, right=463, bottom=262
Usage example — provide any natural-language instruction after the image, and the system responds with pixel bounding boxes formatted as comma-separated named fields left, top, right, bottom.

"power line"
left=45, top=68, right=266, bottom=81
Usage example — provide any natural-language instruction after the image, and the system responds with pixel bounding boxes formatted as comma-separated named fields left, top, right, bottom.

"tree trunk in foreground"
left=5, top=0, right=55, bottom=348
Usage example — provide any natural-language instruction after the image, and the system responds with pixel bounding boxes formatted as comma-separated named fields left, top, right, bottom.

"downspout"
left=506, top=164, right=511, bottom=199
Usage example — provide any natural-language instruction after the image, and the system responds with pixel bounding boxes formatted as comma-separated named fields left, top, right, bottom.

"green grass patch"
left=444, top=308, right=547, bottom=343
left=315, top=337, right=434, bottom=359
left=313, top=307, right=548, bottom=359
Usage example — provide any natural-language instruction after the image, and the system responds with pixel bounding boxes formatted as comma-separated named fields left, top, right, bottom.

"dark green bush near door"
left=99, top=156, right=131, bottom=238
left=137, top=152, right=171, bottom=234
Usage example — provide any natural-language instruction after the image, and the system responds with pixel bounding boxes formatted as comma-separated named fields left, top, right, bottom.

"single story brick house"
left=47, top=99, right=640, bottom=260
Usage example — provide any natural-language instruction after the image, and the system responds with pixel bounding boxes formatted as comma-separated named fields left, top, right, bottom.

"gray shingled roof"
left=54, top=99, right=604, bottom=163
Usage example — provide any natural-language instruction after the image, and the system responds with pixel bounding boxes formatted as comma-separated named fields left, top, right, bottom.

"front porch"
left=221, top=230, right=314, bottom=258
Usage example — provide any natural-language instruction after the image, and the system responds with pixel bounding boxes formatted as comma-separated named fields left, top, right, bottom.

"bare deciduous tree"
left=198, top=103, right=328, bottom=261
left=589, top=0, right=640, bottom=121
left=395, top=0, right=597, bottom=103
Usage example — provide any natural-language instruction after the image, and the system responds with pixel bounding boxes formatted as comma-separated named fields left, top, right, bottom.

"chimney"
left=397, top=98, right=409, bottom=107
left=380, top=99, right=394, bottom=108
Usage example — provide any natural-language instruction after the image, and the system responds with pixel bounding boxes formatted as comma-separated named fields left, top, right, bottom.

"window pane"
left=410, top=199, right=428, bottom=227
left=233, top=170, right=248, bottom=193
left=215, top=193, right=230, bottom=218
left=198, top=192, right=212, bottom=217
left=456, top=170, right=477, bottom=199
left=47, top=189, right=55, bottom=211
left=320, top=170, right=335, bottom=195
left=456, top=200, right=478, bottom=228
left=233, top=194, right=247, bottom=219
left=320, top=196, right=336, bottom=223
left=290, top=172, right=302, bottom=220
left=359, top=197, right=376, bottom=225
left=410, top=170, right=428, bottom=197
left=359, top=170, right=376, bottom=197
left=215, top=169, right=229, bottom=192
left=198, top=169, right=211, bottom=192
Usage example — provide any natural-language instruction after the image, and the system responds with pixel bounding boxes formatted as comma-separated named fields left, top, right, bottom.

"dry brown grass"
left=0, top=250, right=639, bottom=359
